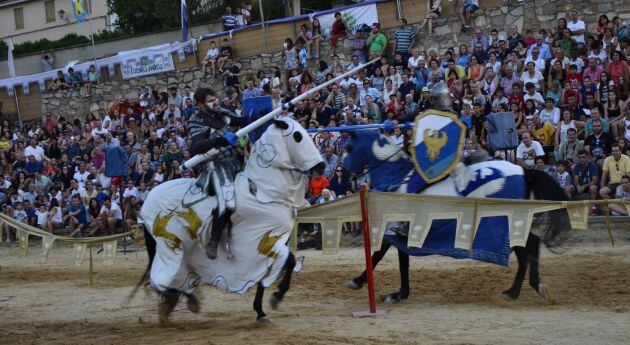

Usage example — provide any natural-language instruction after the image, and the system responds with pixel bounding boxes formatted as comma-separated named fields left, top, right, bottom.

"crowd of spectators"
left=2, top=5, right=630, bottom=244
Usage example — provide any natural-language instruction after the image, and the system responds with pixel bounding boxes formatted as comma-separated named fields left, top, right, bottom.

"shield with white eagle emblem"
left=411, top=110, right=466, bottom=183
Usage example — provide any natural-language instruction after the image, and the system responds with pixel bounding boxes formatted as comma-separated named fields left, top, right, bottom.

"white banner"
left=315, top=4, right=379, bottom=39
left=121, top=53, right=175, bottom=79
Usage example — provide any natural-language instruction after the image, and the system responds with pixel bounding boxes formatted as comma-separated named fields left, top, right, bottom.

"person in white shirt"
left=516, top=132, right=545, bottom=168
left=539, top=97, right=561, bottom=127
left=123, top=180, right=138, bottom=199
left=89, top=196, right=122, bottom=236
left=523, top=82, right=545, bottom=108
left=24, top=138, right=46, bottom=162
left=35, top=204, right=49, bottom=229
left=567, top=9, right=586, bottom=45
left=73, top=163, right=90, bottom=189
left=202, top=41, right=220, bottom=76
left=523, top=48, right=546, bottom=74
left=90, top=121, right=109, bottom=137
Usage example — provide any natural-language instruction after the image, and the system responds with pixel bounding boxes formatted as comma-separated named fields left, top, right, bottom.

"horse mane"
left=523, top=169, right=571, bottom=250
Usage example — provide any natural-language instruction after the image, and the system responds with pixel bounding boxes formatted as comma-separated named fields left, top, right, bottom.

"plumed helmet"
left=429, top=82, right=452, bottom=112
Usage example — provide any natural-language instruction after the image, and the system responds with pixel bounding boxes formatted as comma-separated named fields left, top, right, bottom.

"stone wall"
left=39, top=0, right=630, bottom=121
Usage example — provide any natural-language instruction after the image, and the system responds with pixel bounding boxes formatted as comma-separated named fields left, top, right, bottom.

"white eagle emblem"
left=372, top=136, right=405, bottom=162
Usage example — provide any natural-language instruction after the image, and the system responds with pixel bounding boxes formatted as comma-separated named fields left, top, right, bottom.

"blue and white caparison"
left=344, top=130, right=526, bottom=266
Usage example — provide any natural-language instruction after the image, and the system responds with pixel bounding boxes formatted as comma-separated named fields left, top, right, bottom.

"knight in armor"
left=188, top=88, right=249, bottom=259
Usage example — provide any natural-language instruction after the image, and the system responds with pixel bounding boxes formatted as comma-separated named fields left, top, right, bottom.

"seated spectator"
left=202, top=41, right=220, bottom=76
left=600, top=144, right=630, bottom=199
left=584, top=119, right=614, bottom=165
left=317, top=188, right=336, bottom=204
left=557, top=127, right=584, bottom=165
left=44, top=198, right=63, bottom=234
left=124, top=196, right=140, bottom=231
left=85, top=65, right=98, bottom=97
left=609, top=175, right=630, bottom=215
left=516, top=132, right=545, bottom=168
left=88, top=196, right=122, bottom=236
left=48, top=70, right=70, bottom=91
left=421, top=0, right=442, bottom=34
left=459, top=0, right=480, bottom=33
left=67, top=68, right=82, bottom=89
left=217, top=38, right=233, bottom=72
left=573, top=150, right=600, bottom=202
left=65, top=195, right=88, bottom=237
left=330, top=12, right=348, bottom=56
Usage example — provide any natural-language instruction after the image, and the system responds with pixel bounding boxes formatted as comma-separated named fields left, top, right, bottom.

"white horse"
left=139, top=117, right=324, bottom=323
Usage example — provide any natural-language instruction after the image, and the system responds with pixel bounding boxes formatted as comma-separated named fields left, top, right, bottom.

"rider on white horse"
left=188, top=88, right=248, bottom=259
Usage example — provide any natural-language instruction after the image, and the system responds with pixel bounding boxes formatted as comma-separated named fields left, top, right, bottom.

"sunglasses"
left=336, top=169, right=343, bottom=172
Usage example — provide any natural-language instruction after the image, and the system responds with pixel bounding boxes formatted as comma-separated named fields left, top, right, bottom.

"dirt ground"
left=0, top=237, right=629, bottom=345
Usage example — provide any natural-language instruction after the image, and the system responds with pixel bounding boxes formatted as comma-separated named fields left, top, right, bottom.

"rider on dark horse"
left=188, top=87, right=249, bottom=259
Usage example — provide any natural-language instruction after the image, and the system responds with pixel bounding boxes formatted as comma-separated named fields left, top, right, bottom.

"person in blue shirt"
left=96, top=185, right=108, bottom=206
left=23, top=200, right=37, bottom=227
left=572, top=150, right=600, bottom=200
left=66, top=195, right=88, bottom=237
left=24, top=155, right=42, bottom=178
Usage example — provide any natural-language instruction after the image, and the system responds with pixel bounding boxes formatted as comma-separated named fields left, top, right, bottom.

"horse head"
left=268, top=117, right=324, bottom=176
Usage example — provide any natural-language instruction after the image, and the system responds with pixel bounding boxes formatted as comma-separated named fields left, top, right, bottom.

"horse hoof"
left=346, top=280, right=362, bottom=290
left=499, top=292, right=517, bottom=301
left=269, top=294, right=281, bottom=310
left=186, top=296, right=201, bottom=314
left=256, top=316, right=272, bottom=325
left=537, top=284, right=549, bottom=301
left=384, top=293, right=405, bottom=305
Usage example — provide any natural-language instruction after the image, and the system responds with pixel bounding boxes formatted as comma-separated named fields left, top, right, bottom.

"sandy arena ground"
left=0, top=237, right=629, bottom=345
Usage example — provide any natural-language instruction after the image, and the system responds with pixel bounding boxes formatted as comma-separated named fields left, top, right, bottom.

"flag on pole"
left=7, top=38, right=16, bottom=77
left=71, top=0, right=88, bottom=24
left=181, top=0, right=190, bottom=42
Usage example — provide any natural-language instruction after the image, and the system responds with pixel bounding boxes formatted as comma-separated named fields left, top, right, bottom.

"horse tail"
left=124, top=227, right=156, bottom=304
left=523, top=169, right=571, bottom=250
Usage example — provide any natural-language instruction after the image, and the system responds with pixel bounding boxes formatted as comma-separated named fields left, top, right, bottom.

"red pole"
left=359, top=185, right=377, bottom=314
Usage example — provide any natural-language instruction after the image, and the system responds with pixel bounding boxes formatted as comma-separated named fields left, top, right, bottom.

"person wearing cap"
left=367, top=23, right=388, bottom=57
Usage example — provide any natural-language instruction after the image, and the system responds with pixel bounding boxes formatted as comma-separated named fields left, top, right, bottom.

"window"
left=45, top=0, right=56, bottom=23
left=14, top=7, right=24, bottom=30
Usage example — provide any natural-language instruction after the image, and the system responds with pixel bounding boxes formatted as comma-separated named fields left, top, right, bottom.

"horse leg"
left=500, top=246, right=528, bottom=300
left=526, top=235, right=548, bottom=300
left=158, top=289, right=181, bottom=324
left=253, top=282, right=271, bottom=324
left=270, top=251, right=296, bottom=310
left=347, top=241, right=392, bottom=290
left=384, top=249, right=410, bottom=304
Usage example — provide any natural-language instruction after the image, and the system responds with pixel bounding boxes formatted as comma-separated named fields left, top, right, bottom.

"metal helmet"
left=429, top=82, right=452, bottom=112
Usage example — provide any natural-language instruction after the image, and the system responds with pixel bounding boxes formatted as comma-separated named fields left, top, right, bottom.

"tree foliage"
left=106, top=0, right=225, bottom=34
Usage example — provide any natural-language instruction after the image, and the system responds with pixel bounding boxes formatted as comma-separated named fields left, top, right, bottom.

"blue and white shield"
left=411, top=110, right=466, bottom=183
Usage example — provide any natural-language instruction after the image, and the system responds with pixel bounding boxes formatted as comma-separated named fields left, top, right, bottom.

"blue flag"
left=181, top=0, right=189, bottom=41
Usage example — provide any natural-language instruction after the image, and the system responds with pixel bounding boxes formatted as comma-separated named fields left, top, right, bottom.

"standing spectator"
left=600, top=144, right=630, bottom=199
left=393, top=18, right=416, bottom=61
left=329, top=12, right=348, bottom=56
left=367, top=23, right=388, bottom=57
left=222, top=58, right=241, bottom=89
left=567, top=9, right=586, bottom=46
left=41, top=51, right=55, bottom=72
left=516, top=132, right=545, bottom=168
left=221, top=6, right=236, bottom=32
